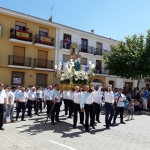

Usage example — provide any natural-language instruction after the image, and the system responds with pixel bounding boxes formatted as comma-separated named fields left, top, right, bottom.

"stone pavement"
left=1, top=106, right=150, bottom=150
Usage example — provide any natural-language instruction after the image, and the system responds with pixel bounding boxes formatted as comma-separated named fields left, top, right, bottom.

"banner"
left=16, top=30, right=29, bottom=39
left=40, top=36, right=52, bottom=44
left=13, top=78, right=21, bottom=84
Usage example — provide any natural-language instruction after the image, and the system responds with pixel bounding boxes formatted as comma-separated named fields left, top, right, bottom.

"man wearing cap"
left=0, top=83, right=6, bottom=130
left=113, top=88, right=126, bottom=124
left=104, top=84, right=114, bottom=129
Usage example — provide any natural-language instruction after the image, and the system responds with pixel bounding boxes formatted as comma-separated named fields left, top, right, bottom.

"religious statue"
left=69, top=43, right=81, bottom=71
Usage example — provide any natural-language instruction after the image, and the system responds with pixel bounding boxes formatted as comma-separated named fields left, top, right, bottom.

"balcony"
left=33, top=58, right=54, bottom=71
left=8, top=55, right=31, bottom=69
left=60, top=40, right=72, bottom=50
left=78, top=45, right=94, bottom=54
left=34, top=34, right=55, bottom=49
left=94, top=48, right=102, bottom=56
left=9, top=28, right=32, bottom=45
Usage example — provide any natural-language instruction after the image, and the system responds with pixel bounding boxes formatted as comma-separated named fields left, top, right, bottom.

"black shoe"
left=113, top=121, right=116, bottom=124
left=85, top=129, right=89, bottom=132
left=80, top=123, right=85, bottom=126
left=91, top=125, right=95, bottom=129
left=0, top=127, right=4, bottom=130
left=56, top=120, right=61, bottom=122
left=51, top=122, right=55, bottom=125
left=73, top=125, right=76, bottom=129
left=106, top=126, right=110, bottom=129
left=120, top=122, right=126, bottom=124
left=97, top=120, right=101, bottom=123
left=109, top=123, right=114, bottom=126
left=21, top=119, right=26, bottom=121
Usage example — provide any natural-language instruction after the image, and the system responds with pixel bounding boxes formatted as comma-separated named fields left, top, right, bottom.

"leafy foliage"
left=103, top=30, right=150, bottom=87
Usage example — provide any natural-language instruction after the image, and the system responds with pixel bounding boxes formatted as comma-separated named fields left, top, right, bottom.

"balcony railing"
left=94, top=48, right=102, bottom=55
left=78, top=45, right=94, bottom=54
left=34, top=58, right=54, bottom=69
left=8, top=55, right=31, bottom=67
left=60, top=40, right=72, bottom=49
left=35, top=34, right=54, bottom=46
left=10, top=28, right=32, bottom=42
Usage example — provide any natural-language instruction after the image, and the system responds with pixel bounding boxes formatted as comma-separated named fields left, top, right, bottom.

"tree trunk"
left=137, top=75, right=141, bottom=88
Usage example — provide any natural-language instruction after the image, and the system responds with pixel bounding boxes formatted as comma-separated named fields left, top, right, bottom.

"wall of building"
left=0, top=13, right=56, bottom=86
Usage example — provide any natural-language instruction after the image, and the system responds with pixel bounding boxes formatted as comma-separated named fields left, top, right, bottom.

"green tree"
left=103, top=30, right=150, bottom=88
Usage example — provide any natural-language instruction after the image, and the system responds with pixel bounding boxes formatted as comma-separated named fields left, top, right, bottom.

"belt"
left=19, top=101, right=26, bottom=103
left=105, top=102, right=113, bottom=104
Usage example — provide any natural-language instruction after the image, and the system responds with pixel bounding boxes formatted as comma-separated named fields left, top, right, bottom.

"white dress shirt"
left=15, top=90, right=21, bottom=99
left=73, top=92, right=81, bottom=104
left=50, top=89, right=60, bottom=103
left=67, top=91, right=73, bottom=101
left=104, top=91, right=114, bottom=103
left=37, top=90, right=43, bottom=99
left=46, top=90, right=52, bottom=100
left=63, top=91, right=68, bottom=99
left=28, top=91, right=36, bottom=101
left=18, top=92, right=28, bottom=102
left=0, top=90, right=6, bottom=104
left=93, top=89, right=103, bottom=104
left=8, top=91, right=15, bottom=105
left=115, top=93, right=125, bottom=107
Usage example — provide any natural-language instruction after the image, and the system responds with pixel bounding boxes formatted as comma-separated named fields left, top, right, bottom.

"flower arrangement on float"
left=55, top=59, right=95, bottom=86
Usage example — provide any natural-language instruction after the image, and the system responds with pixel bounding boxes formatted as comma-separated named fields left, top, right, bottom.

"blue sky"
left=1, top=0, right=150, bottom=40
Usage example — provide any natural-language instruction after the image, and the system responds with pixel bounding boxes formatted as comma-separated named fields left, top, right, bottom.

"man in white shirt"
left=0, top=83, right=6, bottom=130
left=45, top=85, right=52, bottom=115
left=67, top=89, right=74, bottom=118
left=36, top=87, right=43, bottom=114
left=104, top=84, right=114, bottom=129
left=16, top=87, right=28, bottom=121
left=73, top=86, right=84, bottom=129
left=27, top=87, right=37, bottom=118
left=80, top=85, right=95, bottom=132
left=113, top=88, right=126, bottom=124
left=3, top=86, right=16, bottom=123
left=14, top=86, right=21, bottom=111
left=63, top=90, right=69, bottom=115
left=50, top=84, right=61, bottom=125
left=93, top=86, right=103, bottom=123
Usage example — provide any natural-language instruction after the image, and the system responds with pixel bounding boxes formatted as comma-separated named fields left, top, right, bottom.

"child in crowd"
left=124, top=99, right=129, bottom=117
left=127, top=99, right=134, bottom=120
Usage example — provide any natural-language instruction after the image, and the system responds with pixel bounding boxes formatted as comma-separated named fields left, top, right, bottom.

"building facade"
left=0, top=7, right=138, bottom=89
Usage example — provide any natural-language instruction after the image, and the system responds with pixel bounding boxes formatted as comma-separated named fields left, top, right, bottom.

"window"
left=81, top=57, right=87, bottom=65
left=36, top=74, right=47, bottom=86
left=95, top=60, right=102, bottom=74
left=39, top=28, right=48, bottom=37
left=96, top=42, right=102, bottom=49
left=63, top=54, right=70, bottom=62
left=109, top=81, right=114, bottom=88
left=11, top=72, right=24, bottom=85
left=63, top=34, right=71, bottom=49
left=38, top=50, right=48, bottom=68
left=15, top=21, right=26, bottom=31
left=81, top=38, right=88, bottom=52
left=13, top=46, right=25, bottom=66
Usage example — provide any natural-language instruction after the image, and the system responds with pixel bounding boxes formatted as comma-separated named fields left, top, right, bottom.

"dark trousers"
left=38, top=98, right=42, bottom=112
left=93, top=102, right=101, bottom=122
left=73, top=103, right=84, bottom=126
left=68, top=100, right=74, bottom=117
left=51, top=102, right=60, bottom=123
left=113, top=107, right=124, bottom=122
left=105, top=102, right=114, bottom=127
left=84, top=103, right=95, bottom=130
left=0, top=104, right=4, bottom=129
left=46, top=100, right=51, bottom=115
left=63, top=99, right=68, bottom=115
left=27, top=100, right=35, bottom=117
left=16, top=102, right=26, bottom=120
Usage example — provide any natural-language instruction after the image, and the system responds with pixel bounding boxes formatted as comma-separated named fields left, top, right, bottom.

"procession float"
left=55, top=43, right=96, bottom=91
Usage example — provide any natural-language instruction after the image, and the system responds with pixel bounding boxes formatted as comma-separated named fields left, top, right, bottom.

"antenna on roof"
left=49, top=5, right=54, bottom=22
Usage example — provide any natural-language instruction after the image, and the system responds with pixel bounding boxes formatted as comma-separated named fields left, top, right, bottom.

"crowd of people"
left=0, top=82, right=150, bottom=132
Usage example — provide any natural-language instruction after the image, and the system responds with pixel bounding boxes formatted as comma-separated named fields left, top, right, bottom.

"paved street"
left=1, top=106, right=150, bottom=150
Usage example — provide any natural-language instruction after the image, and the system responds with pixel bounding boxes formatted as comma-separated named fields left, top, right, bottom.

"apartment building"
left=0, top=8, right=56, bottom=87
left=57, top=28, right=138, bottom=90
left=0, top=7, right=138, bottom=89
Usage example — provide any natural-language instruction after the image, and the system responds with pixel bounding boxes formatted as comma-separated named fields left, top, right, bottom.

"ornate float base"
left=59, top=83, right=94, bottom=91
